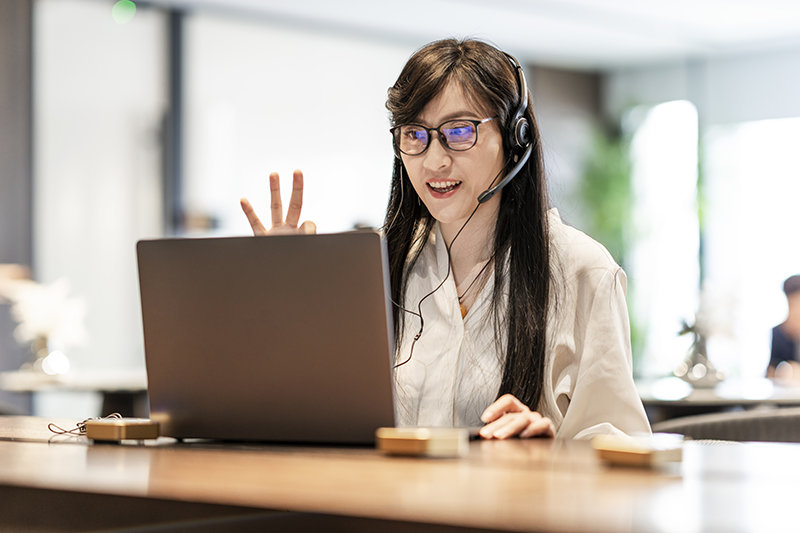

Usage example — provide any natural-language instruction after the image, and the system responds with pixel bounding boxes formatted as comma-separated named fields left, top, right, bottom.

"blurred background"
left=1, top=0, right=800, bottom=417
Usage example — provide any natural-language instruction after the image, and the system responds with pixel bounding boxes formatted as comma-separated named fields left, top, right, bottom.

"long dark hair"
left=383, top=38, right=552, bottom=413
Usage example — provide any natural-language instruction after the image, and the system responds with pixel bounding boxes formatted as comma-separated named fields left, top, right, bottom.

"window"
left=703, top=117, right=800, bottom=377
left=182, top=13, right=417, bottom=235
left=627, top=101, right=700, bottom=376
left=33, top=0, right=166, bottom=415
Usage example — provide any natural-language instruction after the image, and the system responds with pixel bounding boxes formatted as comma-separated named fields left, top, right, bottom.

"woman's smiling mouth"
left=428, top=180, right=462, bottom=194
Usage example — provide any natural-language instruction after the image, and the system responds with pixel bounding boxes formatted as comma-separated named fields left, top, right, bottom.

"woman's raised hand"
left=479, top=394, right=555, bottom=439
left=240, top=169, right=316, bottom=236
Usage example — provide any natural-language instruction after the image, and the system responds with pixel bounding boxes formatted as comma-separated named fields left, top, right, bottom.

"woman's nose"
left=421, top=133, right=451, bottom=171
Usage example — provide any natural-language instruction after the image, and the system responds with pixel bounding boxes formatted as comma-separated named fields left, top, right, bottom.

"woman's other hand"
left=240, top=169, right=316, bottom=236
left=479, top=394, right=555, bottom=439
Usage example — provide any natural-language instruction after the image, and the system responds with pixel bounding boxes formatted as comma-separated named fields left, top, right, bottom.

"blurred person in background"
left=767, top=275, right=800, bottom=381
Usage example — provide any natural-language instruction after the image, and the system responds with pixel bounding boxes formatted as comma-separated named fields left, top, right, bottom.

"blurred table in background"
left=0, top=369, right=148, bottom=418
left=0, top=303, right=32, bottom=415
left=637, top=377, right=800, bottom=424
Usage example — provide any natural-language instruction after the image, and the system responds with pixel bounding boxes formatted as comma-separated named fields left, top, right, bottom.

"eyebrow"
left=417, top=110, right=482, bottom=127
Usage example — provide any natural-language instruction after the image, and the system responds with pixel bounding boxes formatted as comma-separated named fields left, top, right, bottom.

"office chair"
left=652, top=406, right=800, bottom=442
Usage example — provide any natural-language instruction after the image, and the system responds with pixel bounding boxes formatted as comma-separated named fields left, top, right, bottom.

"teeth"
left=429, top=181, right=461, bottom=191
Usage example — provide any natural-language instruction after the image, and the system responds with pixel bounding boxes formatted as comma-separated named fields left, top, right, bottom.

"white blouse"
left=393, top=209, right=651, bottom=439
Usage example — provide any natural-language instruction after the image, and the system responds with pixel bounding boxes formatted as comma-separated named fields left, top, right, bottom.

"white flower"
left=0, top=278, right=88, bottom=349
left=692, top=282, right=737, bottom=338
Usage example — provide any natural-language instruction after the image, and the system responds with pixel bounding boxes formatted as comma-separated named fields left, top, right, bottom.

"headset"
left=476, top=52, right=533, bottom=204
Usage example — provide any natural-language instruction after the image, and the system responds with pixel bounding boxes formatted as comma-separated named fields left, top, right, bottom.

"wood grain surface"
left=1, top=416, right=798, bottom=532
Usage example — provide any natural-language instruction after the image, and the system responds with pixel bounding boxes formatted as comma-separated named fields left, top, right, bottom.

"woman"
left=241, top=38, right=651, bottom=440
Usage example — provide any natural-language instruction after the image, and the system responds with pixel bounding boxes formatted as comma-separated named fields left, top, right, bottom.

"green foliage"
left=696, top=134, right=707, bottom=284
left=577, top=127, right=633, bottom=269
left=574, top=125, right=646, bottom=371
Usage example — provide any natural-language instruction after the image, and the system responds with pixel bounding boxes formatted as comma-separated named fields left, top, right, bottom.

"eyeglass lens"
left=397, top=120, right=477, bottom=155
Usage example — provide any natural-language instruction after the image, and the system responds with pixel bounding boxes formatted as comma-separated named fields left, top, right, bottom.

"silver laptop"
left=136, top=232, right=396, bottom=444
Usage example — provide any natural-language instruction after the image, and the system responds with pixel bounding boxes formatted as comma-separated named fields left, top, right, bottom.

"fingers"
left=247, top=170, right=314, bottom=235
left=269, top=172, right=285, bottom=228
left=240, top=197, right=268, bottom=236
left=480, top=393, right=527, bottom=423
left=480, top=411, right=555, bottom=440
left=285, top=169, right=304, bottom=228
left=520, top=416, right=555, bottom=439
left=299, top=221, right=317, bottom=235
left=479, top=412, right=528, bottom=440
left=479, top=394, right=554, bottom=440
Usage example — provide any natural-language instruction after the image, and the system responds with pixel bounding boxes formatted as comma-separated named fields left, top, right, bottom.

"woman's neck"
left=439, top=199, right=499, bottom=289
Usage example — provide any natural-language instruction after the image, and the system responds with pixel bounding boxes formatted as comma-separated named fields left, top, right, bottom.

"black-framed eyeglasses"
left=390, top=117, right=497, bottom=156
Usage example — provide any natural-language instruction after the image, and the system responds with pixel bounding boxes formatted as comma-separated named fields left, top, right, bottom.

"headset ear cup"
left=514, top=118, right=530, bottom=150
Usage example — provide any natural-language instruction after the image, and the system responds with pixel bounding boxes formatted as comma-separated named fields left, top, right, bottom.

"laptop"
left=136, top=231, right=396, bottom=445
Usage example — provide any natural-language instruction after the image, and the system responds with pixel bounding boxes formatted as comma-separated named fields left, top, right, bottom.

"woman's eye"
left=444, top=125, right=474, bottom=142
left=406, top=129, right=426, bottom=142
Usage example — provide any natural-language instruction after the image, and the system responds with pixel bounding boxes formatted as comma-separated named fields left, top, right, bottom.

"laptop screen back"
left=137, top=232, right=395, bottom=444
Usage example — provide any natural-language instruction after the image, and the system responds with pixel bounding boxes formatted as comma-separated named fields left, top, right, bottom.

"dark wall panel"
left=0, top=0, right=33, bottom=413
left=0, top=0, right=33, bottom=267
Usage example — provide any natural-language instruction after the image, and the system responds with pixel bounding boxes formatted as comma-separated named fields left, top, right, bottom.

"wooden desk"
left=1, top=416, right=799, bottom=532
left=638, top=377, right=800, bottom=423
